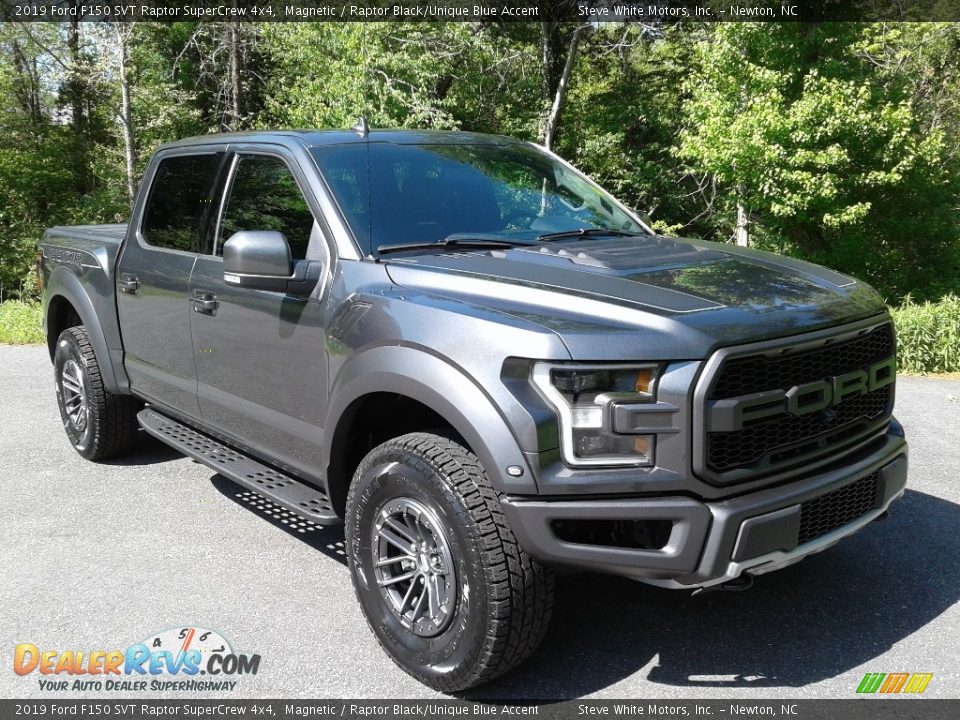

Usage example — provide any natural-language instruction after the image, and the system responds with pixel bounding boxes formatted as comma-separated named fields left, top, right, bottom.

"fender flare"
left=325, top=344, right=538, bottom=496
left=44, top=268, right=129, bottom=394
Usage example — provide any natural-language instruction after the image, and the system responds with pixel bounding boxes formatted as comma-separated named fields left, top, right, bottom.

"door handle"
left=119, top=274, right=140, bottom=294
left=191, top=290, right=219, bottom=316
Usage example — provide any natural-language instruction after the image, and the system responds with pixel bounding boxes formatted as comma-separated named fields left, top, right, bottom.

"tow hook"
left=873, top=510, right=891, bottom=522
left=692, top=574, right=755, bottom=597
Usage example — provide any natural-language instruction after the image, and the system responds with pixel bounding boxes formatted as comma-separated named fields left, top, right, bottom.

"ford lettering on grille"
left=708, top=357, right=896, bottom=432
left=699, top=322, right=896, bottom=484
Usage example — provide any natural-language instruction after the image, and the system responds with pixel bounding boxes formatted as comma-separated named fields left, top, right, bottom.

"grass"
left=0, top=301, right=44, bottom=345
left=890, top=294, right=960, bottom=375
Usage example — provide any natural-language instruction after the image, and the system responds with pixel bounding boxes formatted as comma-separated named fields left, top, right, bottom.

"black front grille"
left=711, top=324, right=894, bottom=399
left=798, top=472, right=881, bottom=545
left=707, top=386, right=891, bottom=472
left=703, top=322, right=895, bottom=482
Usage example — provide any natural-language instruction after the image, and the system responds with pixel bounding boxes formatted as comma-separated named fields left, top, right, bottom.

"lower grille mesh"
left=797, top=472, right=880, bottom=545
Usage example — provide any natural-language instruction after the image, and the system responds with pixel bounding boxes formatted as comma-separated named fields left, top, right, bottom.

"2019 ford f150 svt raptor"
left=39, top=127, right=908, bottom=691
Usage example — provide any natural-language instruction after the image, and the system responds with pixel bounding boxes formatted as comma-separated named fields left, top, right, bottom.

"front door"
left=117, top=149, right=225, bottom=418
left=189, top=150, right=330, bottom=478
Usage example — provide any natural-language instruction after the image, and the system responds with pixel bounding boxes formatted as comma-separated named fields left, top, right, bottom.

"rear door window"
left=141, top=153, right=222, bottom=253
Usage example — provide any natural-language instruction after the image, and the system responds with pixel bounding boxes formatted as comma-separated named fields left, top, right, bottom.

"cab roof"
left=161, top=128, right=534, bottom=151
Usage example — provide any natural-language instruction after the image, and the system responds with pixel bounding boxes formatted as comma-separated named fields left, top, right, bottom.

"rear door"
left=117, top=148, right=226, bottom=418
left=188, top=147, right=331, bottom=476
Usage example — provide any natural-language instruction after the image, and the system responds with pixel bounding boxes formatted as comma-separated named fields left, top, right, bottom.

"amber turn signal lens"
left=635, top=367, right=655, bottom=394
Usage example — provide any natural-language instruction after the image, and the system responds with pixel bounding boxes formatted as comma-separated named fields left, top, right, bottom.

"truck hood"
left=383, top=236, right=887, bottom=359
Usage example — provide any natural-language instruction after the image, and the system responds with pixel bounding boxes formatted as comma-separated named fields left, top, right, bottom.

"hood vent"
left=511, top=237, right=726, bottom=272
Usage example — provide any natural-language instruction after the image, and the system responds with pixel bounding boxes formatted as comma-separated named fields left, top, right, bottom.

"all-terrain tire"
left=345, top=432, right=554, bottom=692
left=54, top=326, right=141, bottom=461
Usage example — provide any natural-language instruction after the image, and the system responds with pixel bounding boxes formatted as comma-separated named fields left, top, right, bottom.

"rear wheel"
left=345, top=432, right=554, bottom=692
left=54, top=326, right=141, bottom=460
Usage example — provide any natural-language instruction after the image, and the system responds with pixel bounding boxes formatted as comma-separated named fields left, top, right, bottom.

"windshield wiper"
left=377, top=234, right=531, bottom=256
left=536, top=228, right=644, bottom=242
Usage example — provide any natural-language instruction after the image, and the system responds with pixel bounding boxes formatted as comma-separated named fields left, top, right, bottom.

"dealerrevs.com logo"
left=13, top=627, right=260, bottom=692
left=856, top=672, right=933, bottom=695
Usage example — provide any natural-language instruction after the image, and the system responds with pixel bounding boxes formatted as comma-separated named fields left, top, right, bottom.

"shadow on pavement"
left=209, top=475, right=348, bottom=566
left=100, top=431, right=184, bottom=466
left=465, top=489, right=959, bottom=699
left=198, top=474, right=957, bottom=700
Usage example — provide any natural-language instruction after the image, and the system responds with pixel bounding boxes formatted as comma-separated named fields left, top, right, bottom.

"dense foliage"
left=1, top=21, right=958, bottom=305
left=891, top=294, right=960, bottom=374
left=0, top=301, right=43, bottom=344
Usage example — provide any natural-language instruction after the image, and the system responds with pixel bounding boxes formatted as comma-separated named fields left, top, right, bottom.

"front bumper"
left=500, top=422, right=907, bottom=588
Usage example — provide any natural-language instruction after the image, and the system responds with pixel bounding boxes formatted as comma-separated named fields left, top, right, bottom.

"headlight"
left=531, top=363, right=660, bottom=467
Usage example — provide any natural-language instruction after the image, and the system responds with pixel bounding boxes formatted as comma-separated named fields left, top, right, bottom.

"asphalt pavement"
left=1, top=344, right=958, bottom=700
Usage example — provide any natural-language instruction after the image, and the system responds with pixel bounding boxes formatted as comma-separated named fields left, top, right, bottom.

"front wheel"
left=54, top=326, right=141, bottom=461
left=345, top=433, right=554, bottom=691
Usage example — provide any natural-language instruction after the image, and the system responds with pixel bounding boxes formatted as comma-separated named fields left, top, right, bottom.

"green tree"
left=557, top=23, right=708, bottom=231
left=0, top=27, right=67, bottom=298
left=1, top=20, right=957, bottom=305
left=259, top=23, right=542, bottom=137
left=261, top=24, right=461, bottom=129
left=677, top=23, right=958, bottom=300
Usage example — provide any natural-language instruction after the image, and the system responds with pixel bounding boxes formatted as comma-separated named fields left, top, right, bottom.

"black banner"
left=2, top=0, right=960, bottom=24
left=1, top=700, right=959, bottom=720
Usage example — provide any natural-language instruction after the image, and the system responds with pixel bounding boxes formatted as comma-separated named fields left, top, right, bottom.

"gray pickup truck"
left=39, top=127, right=907, bottom=691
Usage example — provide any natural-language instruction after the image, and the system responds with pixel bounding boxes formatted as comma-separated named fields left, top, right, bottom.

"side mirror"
left=222, top=230, right=321, bottom=295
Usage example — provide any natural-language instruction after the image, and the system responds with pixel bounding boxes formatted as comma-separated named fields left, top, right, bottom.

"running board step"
left=138, top=408, right=341, bottom=525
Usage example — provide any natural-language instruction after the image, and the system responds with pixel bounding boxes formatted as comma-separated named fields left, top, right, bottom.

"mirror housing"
left=222, top=230, right=321, bottom=295
left=223, top=230, right=291, bottom=276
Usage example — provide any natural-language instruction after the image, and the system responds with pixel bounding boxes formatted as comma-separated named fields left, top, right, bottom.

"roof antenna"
left=352, top=117, right=369, bottom=138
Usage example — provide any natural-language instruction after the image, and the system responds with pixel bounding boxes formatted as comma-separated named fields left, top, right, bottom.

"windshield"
left=310, top=141, right=647, bottom=255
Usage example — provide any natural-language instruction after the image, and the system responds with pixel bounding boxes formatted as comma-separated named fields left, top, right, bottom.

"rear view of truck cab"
left=39, top=128, right=906, bottom=692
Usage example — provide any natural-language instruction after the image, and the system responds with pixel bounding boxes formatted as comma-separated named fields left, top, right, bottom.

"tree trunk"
left=229, top=17, right=242, bottom=130
left=538, top=1, right=579, bottom=103
left=540, top=22, right=561, bottom=105
left=66, top=15, right=83, bottom=128
left=116, top=27, right=138, bottom=207
left=735, top=189, right=750, bottom=247
left=10, top=40, right=42, bottom=124
left=66, top=11, right=92, bottom=194
left=542, top=25, right=585, bottom=151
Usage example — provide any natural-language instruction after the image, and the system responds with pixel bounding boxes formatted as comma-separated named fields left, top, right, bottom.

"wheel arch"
left=324, top=345, right=538, bottom=515
left=46, top=294, right=82, bottom=360
left=43, top=268, right=129, bottom=394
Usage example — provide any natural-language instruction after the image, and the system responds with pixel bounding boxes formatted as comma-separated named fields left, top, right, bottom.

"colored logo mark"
left=856, top=672, right=933, bottom=694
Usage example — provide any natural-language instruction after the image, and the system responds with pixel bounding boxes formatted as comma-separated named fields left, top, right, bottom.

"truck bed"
left=45, top=223, right=128, bottom=244
left=40, top=223, right=127, bottom=276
